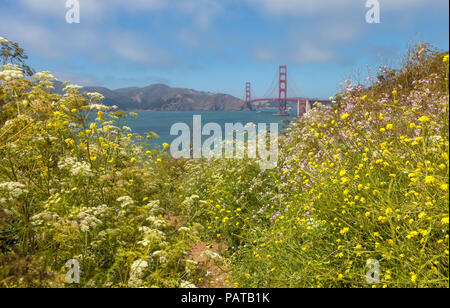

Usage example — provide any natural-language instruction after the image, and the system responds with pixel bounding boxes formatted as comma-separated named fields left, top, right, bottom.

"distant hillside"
left=53, top=81, right=245, bottom=111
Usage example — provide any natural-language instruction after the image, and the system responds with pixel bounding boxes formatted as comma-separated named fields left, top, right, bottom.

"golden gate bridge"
left=243, top=65, right=332, bottom=116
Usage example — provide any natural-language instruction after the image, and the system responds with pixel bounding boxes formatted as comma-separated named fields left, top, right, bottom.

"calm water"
left=124, top=109, right=298, bottom=146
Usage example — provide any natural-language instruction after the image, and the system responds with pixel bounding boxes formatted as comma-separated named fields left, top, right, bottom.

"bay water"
left=124, top=109, right=298, bottom=146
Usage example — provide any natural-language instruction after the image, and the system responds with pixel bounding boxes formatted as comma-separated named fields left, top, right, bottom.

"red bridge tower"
left=278, top=65, right=287, bottom=115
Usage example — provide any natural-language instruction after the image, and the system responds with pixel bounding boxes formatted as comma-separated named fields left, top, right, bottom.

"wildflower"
left=85, top=92, right=105, bottom=101
left=339, top=170, right=347, bottom=177
left=117, top=196, right=134, bottom=208
left=340, top=227, right=349, bottom=235
left=180, top=281, right=197, bottom=288
left=341, top=114, right=349, bottom=120
left=441, top=217, right=449, bottom=225
left=424, top=176, right=435, bottom=184
left=130, top=157, right=136, bottom=163
left=418, top=116, right=430, bottom=123
left=444, top=55, right=449, bottom=62
left=418, top=212, right=426, bottom=219
left=70, top=162, right=92, bottom=177
left=386, top=124, right=393, bottom=130
left=410, top=272, right=417, bottom=283
left=406, top=231, right=419, bottom=239
left=440, top=184, right=448, bottom=191
left=128, top=259, right=149, bottom=288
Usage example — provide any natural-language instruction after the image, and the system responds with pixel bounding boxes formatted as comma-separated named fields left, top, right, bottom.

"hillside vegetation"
left=0, top=39, right=448, bottom=288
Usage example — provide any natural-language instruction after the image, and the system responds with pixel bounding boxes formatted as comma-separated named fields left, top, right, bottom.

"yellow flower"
left=417, top=116, right=430, bottom=123
left=339, top=170, right=347, bottom=177
left=441, top=217, right=449, bottom=225
left=424, top=176, right=435, bottom=184
left=418, top=212, right=426, bottom=219
left=130, top=157, right=136, bottom=163
left=386, top=123, right=393, bottom=130
left=341, top=113, right=349, bottom=120
left=410, top=272, right=417, bottom=283
left=444, top=55, right=449, bottom=62
left=392, top=90, right=397, bottom=95
left=440, top=184, right=448, bottom=191
left=162, top=142, right=169, bottom=149
left=340, top=227, right=349, bottom=235
left=361, top=95, right=367, bottom=100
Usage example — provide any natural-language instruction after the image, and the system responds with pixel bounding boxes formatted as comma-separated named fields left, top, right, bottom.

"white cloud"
left=245, top=0, right=445, bottom=16
left=109, top=33, right=173, bottom=66
left=52, top=71, right=99, bottom=86
left=253, top=47, right=276, bottom=61
left=18, top=0, right=223, bottom=27
left=290, top=42, right=338, bottom=64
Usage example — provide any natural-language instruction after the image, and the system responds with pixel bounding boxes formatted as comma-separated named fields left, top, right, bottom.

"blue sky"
left=1, top=0, right=449, bottom=99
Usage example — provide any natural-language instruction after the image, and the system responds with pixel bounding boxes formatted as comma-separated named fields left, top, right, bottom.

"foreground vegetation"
left=0, top=38, right=448, bottom=288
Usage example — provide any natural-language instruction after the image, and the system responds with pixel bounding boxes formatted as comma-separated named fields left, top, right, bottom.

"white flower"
left=128, top=259, right=149, bottom=288
left=146, top=215, right=168, bottom=228
left=152, top=250, right=168, bottom=264
left=0, top=64, right=24, bottom=81
left=180, top=281, right=197, bottom=288
left=200, top=250, right=222, bottom=260
left=117, top=196, right=134, bottom=208
left=86, top=104, right=115, bottom=111
left=63, top=84, right=83, bottom=92
left=34, top=71, right=56, bottom=81
left=70, top=162, right=92, bottom=177
left=0, top=182, right=28, bottom=198
left=85, top=92, right=105, bottom=102
left=31, top=212, right=59, bottom=226
left=77, top=210, right=102, bottom=232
